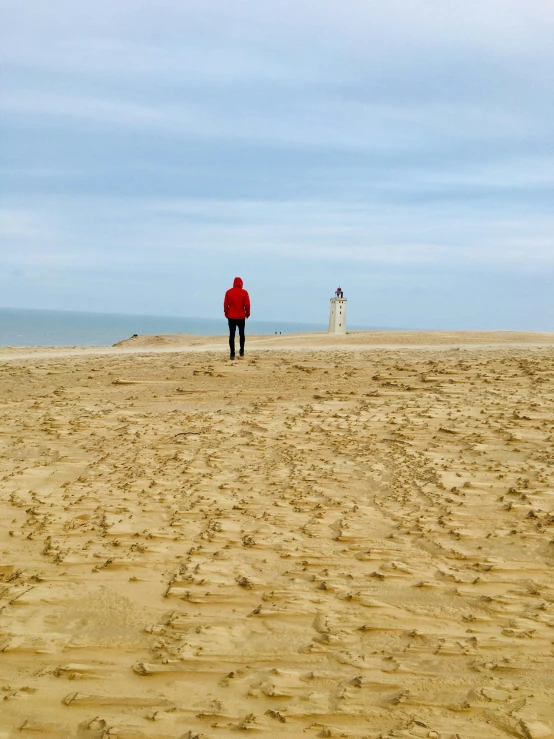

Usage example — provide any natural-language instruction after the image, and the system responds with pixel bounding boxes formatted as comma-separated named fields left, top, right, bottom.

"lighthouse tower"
left=329, top=287, right=347, bottom=333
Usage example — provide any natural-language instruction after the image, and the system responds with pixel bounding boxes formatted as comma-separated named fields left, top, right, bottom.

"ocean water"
left=0, top=307, right=330, bottom=348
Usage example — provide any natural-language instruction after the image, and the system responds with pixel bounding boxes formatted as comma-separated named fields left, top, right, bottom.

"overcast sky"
left=1, top=0, right=553, bottom=329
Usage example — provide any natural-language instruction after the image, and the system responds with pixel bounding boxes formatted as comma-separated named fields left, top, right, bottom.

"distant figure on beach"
left=224, top=277, right=250, bottom=360
left=336, top=287, right=343, bottom=298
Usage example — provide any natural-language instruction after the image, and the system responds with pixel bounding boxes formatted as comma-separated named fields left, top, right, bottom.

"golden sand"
left=1, top=332, right=553, bottom=738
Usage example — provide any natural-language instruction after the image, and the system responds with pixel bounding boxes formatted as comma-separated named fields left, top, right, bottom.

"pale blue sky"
left=1, top=0, right=553, bottom=329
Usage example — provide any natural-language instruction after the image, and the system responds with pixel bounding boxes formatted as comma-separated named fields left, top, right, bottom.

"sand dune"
left=1, top=329, right=553, bottom=362
left=1, top=332, right=553, bottom=738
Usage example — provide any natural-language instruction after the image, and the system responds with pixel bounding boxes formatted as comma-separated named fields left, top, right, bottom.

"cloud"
left=1, top=91, right=168, bottom=127
left=2, top=196, right=553, bottom=273
left=0, top=207, right=44, bottom=240
left=0, top=0, right=553, bottom=327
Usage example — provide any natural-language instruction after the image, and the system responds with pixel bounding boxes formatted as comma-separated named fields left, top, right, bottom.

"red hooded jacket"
left=224, top=277, right=250, bottom=319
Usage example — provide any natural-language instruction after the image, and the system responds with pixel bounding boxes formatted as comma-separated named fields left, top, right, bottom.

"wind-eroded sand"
left=1, top=332, right=554, bottom=738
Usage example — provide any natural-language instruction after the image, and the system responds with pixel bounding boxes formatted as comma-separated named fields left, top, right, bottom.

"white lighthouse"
left=328, top=287, right=347, bottom=333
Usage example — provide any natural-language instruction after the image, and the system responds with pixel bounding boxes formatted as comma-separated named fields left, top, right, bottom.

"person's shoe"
left=239, top=350, right=244, bottom=358
left=230, top=353, right=235, bottom=361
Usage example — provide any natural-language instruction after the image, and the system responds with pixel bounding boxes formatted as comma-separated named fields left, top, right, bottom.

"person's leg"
left=237, top=319, right=245, bottom=356
left=228, top=319, right=237, bottom=358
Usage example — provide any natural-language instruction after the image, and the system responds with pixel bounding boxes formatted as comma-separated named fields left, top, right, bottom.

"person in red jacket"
left=224, top=276, right=250, bottom=360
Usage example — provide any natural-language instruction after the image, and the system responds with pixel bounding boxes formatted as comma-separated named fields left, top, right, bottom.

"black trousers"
left=228, top=318, right=245, bottom=356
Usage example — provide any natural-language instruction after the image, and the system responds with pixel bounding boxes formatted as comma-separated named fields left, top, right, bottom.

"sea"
left=0, top=307, right=332, bottom=348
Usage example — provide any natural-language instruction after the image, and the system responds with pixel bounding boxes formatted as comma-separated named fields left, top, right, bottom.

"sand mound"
left=112, top=333, right=206, bottom=348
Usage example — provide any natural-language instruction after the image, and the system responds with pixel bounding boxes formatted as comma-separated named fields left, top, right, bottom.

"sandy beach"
left=1, top=331, right=553, bottom=738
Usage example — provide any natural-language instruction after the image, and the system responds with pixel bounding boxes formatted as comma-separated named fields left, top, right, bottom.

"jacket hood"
left=233, top=277, right=243, bottom=288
